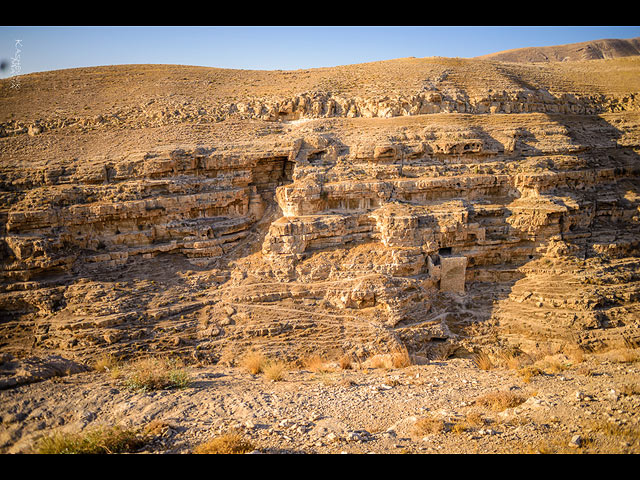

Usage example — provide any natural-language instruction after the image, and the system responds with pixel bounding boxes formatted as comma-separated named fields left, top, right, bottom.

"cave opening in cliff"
left=252, top=156, right=295, bottom=194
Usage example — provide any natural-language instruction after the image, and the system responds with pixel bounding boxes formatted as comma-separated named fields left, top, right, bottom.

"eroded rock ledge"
left=1, top=58, right=640, bottom=370
left=1, top=110, right=639, bottom=367
left=2, top=89, right=639, bottom=138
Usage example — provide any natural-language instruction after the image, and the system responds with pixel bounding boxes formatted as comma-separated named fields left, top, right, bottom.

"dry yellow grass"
left=619, top=382, right=640, bottom=396
left=142, top=419, right=173, bottom=437
left=450, top=412, right=486, bottom=435
left=537, top=356, right=568, bottom=374
left=517, top=365, right=543, bottom=383
left=475, top=391, right=527, bottom=412
left=367, top=354, right=389, bottom=370
left=412, top=416, right=446, bottom=436
left=601, top=347, right=640, bottom=364
left=303, top=354, right=331, bottom=373
left=390, top=347, right=413, bottom=369
left=193, top=432, right=255, bottom=454
left=92, top=353, right=119, bottom=373
left=521, top=418, right=640, bottom=454
left=562, top=345, right=586, bottom=364
left=339, top=354, right=353, bottom=370
left=365, top=348, right=413, bottom=370
left=36, top=425, right=147, bottom=454
left=472, top=352, right=494, bottom=371
left=263, top=360, right=288, bottom=381
left=122, top=357, right=191, bottom=392
left=588, top=419, right=640, bottom=446
left=240, top=351, right=265, bottom=375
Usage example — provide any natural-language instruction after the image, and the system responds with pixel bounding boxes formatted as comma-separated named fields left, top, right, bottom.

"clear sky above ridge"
left=1, top=25, right=640, bottom=77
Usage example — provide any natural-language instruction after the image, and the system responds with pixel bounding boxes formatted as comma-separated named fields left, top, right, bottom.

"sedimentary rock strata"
left=1, top=56, right=639, bottom=370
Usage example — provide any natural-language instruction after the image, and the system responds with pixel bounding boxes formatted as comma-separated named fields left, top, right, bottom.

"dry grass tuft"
left=390, top=347, right=413, bottom=369
left=524, top=419, right=640, bottom=454
left=93, top=353, right=120, bottom=373
left=472, top=352, right=494, bottom=371
left=495, top=347, right=535, bottom=371
left=365, top=347, right=413, bottom=370
left=368, top=355, right=389, bottom=370
left=122, top=357, right=191, bottom=392
left=575, top=364, right=595, bottom=377
left=517, top=365, right=543, bottom=383
left=263, top=360, right=288, bottom=381
left=588, top=419, right=640, bottom=445
left=339, top=354, right=353, bottom=370
left=465, top=412, right=486, bottom=427
left=536, top=355, right=569, bottom=375
left=562, top=344, right=585, bottom=364
left=240, top=351, right=265, bottom=375
left=412, top=416, right=446, bottom=436
left=601, top=347, right=640, bottom=364
left=507, top=348, right=578, bottom=382
left=36, top=425, right=147, bottom=454
left=451, top=412, right=486, bottom=435
left=619, top=382, right=640, bottom=396
left=193, top=431, right=255, bottom=454
left=142, top=419, right=173, bottom=437
left=303, top=354, right=332, bottom=373
left=475, top=390, right=527, bottom=412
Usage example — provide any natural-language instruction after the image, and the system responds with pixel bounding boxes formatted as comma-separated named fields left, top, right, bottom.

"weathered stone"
left=439, top=256, right=468, bottom=294
left=1, top=53, right=640, bottom=366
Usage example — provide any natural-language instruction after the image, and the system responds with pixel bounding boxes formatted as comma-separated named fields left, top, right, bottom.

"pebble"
left=345, top=432, right=361, bottom=442
left=326, top=432, right=339, bottom=443
left=569, top=435, right=582, bottom=448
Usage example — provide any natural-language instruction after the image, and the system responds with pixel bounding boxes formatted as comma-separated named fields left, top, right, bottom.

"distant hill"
left=475, top=37, right=640, bottom=63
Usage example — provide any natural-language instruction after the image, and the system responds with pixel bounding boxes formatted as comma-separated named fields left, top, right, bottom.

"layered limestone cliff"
left=1, top=56, right=639, bottom=368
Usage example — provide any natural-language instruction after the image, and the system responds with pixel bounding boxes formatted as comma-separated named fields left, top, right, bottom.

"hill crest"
left=475, top=36, right=640, bottom=63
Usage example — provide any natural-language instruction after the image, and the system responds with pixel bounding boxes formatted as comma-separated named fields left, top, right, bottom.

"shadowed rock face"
left=1, top=54, right=639, bottom=368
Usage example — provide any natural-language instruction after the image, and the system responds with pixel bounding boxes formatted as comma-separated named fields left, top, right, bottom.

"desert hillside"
left=1, top=40, right=640, bottom=454
left=475, top=36, right=640, bottom=63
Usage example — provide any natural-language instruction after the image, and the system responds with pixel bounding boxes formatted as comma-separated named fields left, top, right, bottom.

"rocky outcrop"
left=2, top=89, right=638, bottom=139
left=1, top=58, right=640, bottom=367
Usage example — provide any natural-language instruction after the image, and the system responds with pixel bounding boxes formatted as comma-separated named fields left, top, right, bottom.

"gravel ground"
left=2, top=352, right=640, bottom=455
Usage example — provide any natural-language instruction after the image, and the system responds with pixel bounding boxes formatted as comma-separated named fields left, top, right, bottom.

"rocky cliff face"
left=1, top=56, right=639, bottom=369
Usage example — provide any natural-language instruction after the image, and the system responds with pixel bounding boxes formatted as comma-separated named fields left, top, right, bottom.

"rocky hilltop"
left=475, top=36, right=640, bottom=63
left=1, top=50, right=640, bottom=388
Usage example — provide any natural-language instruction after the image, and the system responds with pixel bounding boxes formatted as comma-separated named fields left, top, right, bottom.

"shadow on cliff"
left=536, top=113, right=640, bottom=258
left=456, top=112, right=640, bottom=353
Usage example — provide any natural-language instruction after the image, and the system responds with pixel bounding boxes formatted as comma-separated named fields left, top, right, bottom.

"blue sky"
left=1, top=26, right=640, bottom=77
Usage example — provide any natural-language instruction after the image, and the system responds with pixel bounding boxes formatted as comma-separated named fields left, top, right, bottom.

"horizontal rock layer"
left=1, top=60, right=640, bottom=366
